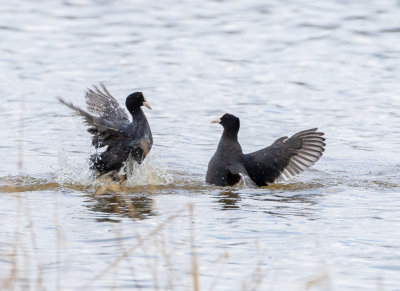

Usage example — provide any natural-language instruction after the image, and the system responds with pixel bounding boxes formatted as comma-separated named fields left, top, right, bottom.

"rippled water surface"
left=1, top=0, right=400, bottom=290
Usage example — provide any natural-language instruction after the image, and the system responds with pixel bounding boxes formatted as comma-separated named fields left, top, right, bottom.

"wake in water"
left=2, top=145, right=398, bottom=194
left=0, top=146, right=208, bottom=194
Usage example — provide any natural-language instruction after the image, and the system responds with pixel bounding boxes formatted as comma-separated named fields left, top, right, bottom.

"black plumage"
left=206, top=113, right=325, bottom=186
left=59, top=84, right=153, bottom=176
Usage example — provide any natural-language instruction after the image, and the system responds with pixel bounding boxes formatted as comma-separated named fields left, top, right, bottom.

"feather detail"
left=275, top=128, right=325, bottom=182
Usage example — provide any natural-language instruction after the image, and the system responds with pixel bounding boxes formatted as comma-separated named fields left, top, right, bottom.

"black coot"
left=206, top=113, right=325, bottom=186
left=59, top=84, right=153, bottom=178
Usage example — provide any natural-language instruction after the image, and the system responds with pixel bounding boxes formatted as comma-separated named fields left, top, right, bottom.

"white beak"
left=143, top=101, right=152, bottom=110
left=142, top=95, right=152, bottom=110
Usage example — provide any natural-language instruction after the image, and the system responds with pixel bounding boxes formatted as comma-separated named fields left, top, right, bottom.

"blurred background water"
left=1, top=0, right=400, bottom=290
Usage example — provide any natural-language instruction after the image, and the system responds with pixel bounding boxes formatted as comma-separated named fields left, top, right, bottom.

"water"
left=1, top=0, right=400, bottom=289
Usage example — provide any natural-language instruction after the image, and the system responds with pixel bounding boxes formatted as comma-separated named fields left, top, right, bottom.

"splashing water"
left=57, top=144, right=174, bottom=189
left=56, top=144, right=95, bottom=186
left=124, top=152, right=174, bottom=187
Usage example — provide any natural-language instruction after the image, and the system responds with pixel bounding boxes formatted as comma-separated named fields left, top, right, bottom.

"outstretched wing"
left=244, top=128, right=325, bottom=186
left=58, top=97, right=129, bottom=148
left=85, top=83, right=129, bottom=123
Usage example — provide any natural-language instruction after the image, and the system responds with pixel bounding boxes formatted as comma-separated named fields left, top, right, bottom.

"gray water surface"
left=1, top=0, right=400, bottom=290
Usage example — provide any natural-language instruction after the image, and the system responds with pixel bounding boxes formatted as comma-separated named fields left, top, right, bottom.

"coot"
left=59, top=84, right=153, bottom=178
left=206, top=113, right=325, bottom=186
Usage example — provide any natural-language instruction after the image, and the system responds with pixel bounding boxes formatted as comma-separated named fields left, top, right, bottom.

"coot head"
left=211, top=113, right=240, bottom=135
left=126, top=92, right=152, bottom=113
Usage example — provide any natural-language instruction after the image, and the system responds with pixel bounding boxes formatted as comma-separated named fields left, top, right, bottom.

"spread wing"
left=85, top=83, right=129, bottom=123
left=58, top=97, right=129, bottom=148
left=244, top=128, right=325, bottom=185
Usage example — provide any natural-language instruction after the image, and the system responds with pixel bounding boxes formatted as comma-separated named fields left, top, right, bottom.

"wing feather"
left=244, top=128, right=325, bottom=185
left=275, top=128, right=325, bottom=182
left=85, top=83, right=129, bottom=122
left=58, top=97, right=129, bottom=149
left=58, top=98, right=124, bottom=131
left=59, top=84, right=133, bottom=150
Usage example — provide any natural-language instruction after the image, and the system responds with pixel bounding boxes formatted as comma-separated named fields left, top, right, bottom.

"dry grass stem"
left=81, top=209, right=184, bottom=289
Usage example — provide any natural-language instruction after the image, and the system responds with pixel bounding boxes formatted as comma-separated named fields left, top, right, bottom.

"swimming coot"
left=59, top=84, right=153, bottom=178
left=206, top=113, right=325, bottom=186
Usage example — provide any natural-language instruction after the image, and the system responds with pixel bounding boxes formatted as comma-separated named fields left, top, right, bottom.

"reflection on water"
left=261, top=193, right=322, bottom=219
left=86, top=193, right=156, bottom=220
left=216, top=191, right=241, bottom=210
